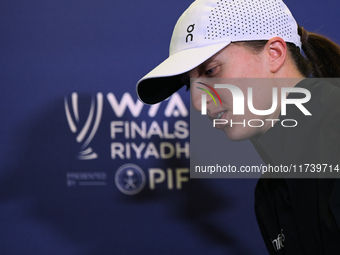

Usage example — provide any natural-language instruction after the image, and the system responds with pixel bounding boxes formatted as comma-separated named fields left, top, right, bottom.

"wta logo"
left=197, top=82, right=222, bottom=115
left=64, top=93, right=103, bottom=160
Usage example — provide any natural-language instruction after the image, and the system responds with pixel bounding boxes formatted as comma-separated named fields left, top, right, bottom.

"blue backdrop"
left=1, top=0, right=339, bottom=254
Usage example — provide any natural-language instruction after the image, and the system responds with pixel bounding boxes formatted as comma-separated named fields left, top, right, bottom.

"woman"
left=136, top=0, right=340, bottom=254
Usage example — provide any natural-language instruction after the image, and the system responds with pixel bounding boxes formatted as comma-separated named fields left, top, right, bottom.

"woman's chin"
left=223, top=127, right=255, bottom=141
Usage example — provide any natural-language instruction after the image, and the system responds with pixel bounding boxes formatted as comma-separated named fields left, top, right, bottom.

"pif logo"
left=115, top=164, right=146, bottom=195
left=186, top=24, right=195, bottom=43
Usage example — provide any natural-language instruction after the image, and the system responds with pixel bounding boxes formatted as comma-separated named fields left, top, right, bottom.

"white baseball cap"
left=136, top=0, right=301, bottom=104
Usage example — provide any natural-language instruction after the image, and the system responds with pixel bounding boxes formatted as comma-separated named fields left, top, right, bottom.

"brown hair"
left=239, top=25, right=340, bottom=78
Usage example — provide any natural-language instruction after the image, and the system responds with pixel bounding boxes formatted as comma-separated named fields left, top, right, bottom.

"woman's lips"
left=212, top=111, right=229, bottom=129
left=216, top=111, right=225, bottom=119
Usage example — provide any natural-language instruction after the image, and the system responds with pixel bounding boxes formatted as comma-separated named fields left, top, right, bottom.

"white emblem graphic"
left=64, top=92, right=103, bottom=160
left=115, top=164, right=146, bottom=195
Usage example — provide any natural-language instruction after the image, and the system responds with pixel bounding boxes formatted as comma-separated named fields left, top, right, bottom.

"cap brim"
left=136, top=41, right=231, bottom=104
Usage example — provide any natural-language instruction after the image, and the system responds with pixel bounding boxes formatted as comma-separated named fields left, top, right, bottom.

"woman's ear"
left=265, top=37, right=287, bottom=73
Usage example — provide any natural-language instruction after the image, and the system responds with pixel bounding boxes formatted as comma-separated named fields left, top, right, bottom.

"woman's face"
left=187, top=43, right=282, bottom=141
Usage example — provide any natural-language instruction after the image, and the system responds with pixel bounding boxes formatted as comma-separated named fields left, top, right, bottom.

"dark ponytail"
left=239, top=26, right=340, bottom=78
left=298, top=25, right=340, bottom=77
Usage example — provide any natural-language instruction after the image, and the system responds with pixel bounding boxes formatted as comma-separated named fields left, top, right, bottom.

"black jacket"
left=250, top=79, right=340, bottom=254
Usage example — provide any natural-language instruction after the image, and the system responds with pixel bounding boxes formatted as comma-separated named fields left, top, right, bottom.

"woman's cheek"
left=190, top=91, right=202, bottom=112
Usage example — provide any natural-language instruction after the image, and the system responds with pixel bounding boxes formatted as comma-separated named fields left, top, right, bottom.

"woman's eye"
left=205, top=67, right=216, bottom=76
